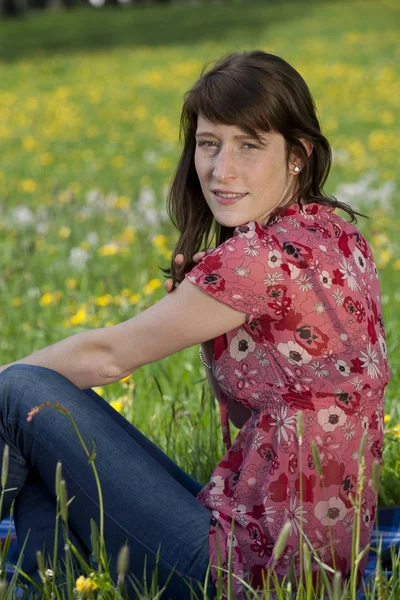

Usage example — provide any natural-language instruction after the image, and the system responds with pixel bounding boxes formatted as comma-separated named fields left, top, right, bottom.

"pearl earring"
left=293, top=165, right=301, bottom=173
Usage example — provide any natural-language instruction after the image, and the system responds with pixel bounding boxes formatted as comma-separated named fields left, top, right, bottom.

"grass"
left=0, top=0, right=399, bottom=596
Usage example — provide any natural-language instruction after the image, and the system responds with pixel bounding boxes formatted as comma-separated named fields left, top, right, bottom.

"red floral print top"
left=185, top=201, right=390, bottom=599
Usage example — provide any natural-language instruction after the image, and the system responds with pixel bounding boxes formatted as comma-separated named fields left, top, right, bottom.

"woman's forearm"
left=0, top=329, right=118, bottom=389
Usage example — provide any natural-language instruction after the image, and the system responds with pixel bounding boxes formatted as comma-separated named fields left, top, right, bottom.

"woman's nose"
left=212, top=148, right=237, bottom=182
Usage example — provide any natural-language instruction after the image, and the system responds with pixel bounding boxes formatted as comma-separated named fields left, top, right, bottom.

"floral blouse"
left=185, top=201, right=390, bottom=599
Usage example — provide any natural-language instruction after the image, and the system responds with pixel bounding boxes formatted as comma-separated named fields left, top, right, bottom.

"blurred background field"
left=0, top=0, right=399, bottom=503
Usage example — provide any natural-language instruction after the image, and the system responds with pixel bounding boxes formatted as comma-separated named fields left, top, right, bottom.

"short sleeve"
left=184, top=223, right=290, bottom=325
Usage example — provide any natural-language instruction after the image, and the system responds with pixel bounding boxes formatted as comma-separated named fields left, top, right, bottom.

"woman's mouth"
left=213, top=191, right=248, bottom=205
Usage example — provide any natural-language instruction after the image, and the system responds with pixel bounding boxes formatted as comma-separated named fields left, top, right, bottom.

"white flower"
left=334, top=359, right=350, bottom=377
left=86, top=231, right=99, bottom=246
left=342, top=513, right=354, bottom=534
left=69, top=247, right=89, bottom=270
left=288, top=263, right=301, bottom=280
left=232, top=504, right=250, bottom=527
left=12, top=205, right=34, bottom=226
left=243, top=238, right=261, bottom=257
left=209, top=475, right=224, bottom=495
left=309, top=361, right=329, bottom=378
left=263, top=271, right=285, bottom=286
left=353, top=247, right=366, bottom=273
left=250, top=431, right=264, bottom=450
left=253, top=348, right=270, bottom=367
left=230, top=329, right=256, bottom=361
left=318, top=405, right=347, bottom=432
left=271, top=405, right=297, bottom=443
left=314, top=302, right=327, bottom=315
left=342, top=421, right=356, bottom=440
left=234, top=265, right=250, bottom=278
left=315, top=497, right=348, bottom=526
left=360, top=343, right=381, bottom=379
left=268, top=249, right=282, bottom=268
left=283, top=496, right=307, bottom=536
left=295, top=273, right=314, bottom=292
left=332, top=288, right=344, bottom=306
left=262, top=505, right=277, bottom=526
left=339, top=258, right=360, bottom=291
left=319, top=270, right=332, bottom=289
left=277, top=341, right=312, bottom=366
left=350, top=376, right=363, bottom=391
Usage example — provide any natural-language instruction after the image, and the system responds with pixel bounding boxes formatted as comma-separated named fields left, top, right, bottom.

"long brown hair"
left=161, top=50, right=366, bottom=288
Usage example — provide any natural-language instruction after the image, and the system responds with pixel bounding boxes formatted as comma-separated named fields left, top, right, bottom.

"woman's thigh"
left=0, top=364, right=216, bottom=599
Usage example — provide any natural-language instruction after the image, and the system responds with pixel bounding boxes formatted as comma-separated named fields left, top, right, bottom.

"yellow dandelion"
left=66, top=278, right=77, bottom=290
left=151, top=234, right=167, bottom=249
left=120, top=226, right=136, bottom=245
left=75, top=575, right=97, bottom=594
left=96, top=294, right=113, bottom=307
left=80, top=241, right=90, bottom=251
left=121, top=288, right=132, bottom=297
left=129, top=293, right=141, bottom=305
left=93, top=386, right=104, bottom=396
left=115, top=195, right=130, bottom=209
left=394, top=260, right=400, bottom=271
left=98, top=242, right=120, bottom=256
left=384, top=414, right=391, bottom=424
left=22, top=135, right=36, bottom=151
left=379, top=250, right=392, bottom=264
left=70, top=308, right=87, bottom=326
left=59, top=226, right=71, bottom=239
left=40, top=292, right=56, bottom=306
left=120, top=373, right=133, bottom=384
left=372, top=233, right=389, bottom=248
left=19, top=179, right=37, bottom=193
left=110, top=400, right=124, bottom=413
left=39, top=153, right=54, bottom=166
left=388, top=425, right=400, bottom=438
left=143, top=279, right=162, bottom=295
left=11, top=297, right=22, bottom=307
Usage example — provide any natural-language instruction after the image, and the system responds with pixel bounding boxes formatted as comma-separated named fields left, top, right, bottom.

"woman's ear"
left=300, top=137, right=314, bottom=158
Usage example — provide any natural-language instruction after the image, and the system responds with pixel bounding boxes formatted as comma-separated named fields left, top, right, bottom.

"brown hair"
left=161, top=50, right=366, bottom=288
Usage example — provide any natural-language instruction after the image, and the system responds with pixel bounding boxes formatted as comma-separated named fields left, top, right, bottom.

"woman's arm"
left=0, top=279, right=247, bottom=390
left=0, top=329, right=118, bottom=389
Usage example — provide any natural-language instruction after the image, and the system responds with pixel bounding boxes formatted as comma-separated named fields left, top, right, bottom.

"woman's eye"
left=197, top=141, right=217, bottom=148
left=243, top=143, right=258, bottom=149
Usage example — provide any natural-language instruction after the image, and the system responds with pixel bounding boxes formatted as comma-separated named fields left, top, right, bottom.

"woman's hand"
left=164, top=250, right=212, bottom=294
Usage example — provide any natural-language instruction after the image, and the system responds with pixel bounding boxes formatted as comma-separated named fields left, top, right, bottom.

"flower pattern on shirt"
left=185, top=202, right=390, bottom=600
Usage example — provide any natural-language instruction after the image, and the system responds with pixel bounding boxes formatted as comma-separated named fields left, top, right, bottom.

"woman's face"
left=194, top=115, right=304, bottom=229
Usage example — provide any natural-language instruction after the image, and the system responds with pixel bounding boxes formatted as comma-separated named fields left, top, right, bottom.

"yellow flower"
left=121, top=288, right=132, bottom=297
left=70, top=308, right=87, bottom=326
left=388, top=425, right=400, bottom=438
left=110, top=399, right=124, bottom=413
left=115, top=195, right=130, bottom=209
left=75, top=575, right=97, bottom=594
left=80, top=241, right=90, bottom=251
left=151, top=234, right=167, bottom=249
left=98, top=242, right=120, bottom=256
left=11, top=297, right=22, bottom=307
left=19, top=179, right=37, bottom=193
left=129, top=293, right=141, bottom=305
left=394, top=260, right=400, bottom=271
left=372, top=233, right=389, bottom=247
left=66, top=278, right=77, bottom=290
left=96, top=294, right=113, bottom=307
left=22, top=135, right=36, bottom=151
left=59, top=226, right=71, bottom=239
left=39, top=291, right=62, bottom=306
left=120, top=373, right=133, bottom=384
left=143, top=278, right=162, bottom=295
left=379, top=250, right=392, bottom=264
left=119, top=226, right=136, bottom=245
left=384, top=414, right=391, bottom=424
left=93, top=386, right=104, bottom=396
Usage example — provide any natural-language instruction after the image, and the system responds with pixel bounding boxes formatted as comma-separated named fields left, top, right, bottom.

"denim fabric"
left=0, top=364, right=216, bottom=599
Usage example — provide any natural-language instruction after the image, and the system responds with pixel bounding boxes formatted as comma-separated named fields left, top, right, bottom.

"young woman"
left=0, top=51, right=390, bottom=599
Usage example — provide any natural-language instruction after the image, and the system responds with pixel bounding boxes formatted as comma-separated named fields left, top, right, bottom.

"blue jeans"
left=0, top=364, right=217, bottom=599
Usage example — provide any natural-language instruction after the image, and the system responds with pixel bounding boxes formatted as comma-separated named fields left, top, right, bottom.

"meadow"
left=0, top=0, right=399, bottom=597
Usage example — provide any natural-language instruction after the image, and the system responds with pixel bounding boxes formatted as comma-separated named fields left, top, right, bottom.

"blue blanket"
left=1, top=507, right=399, bottom=590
